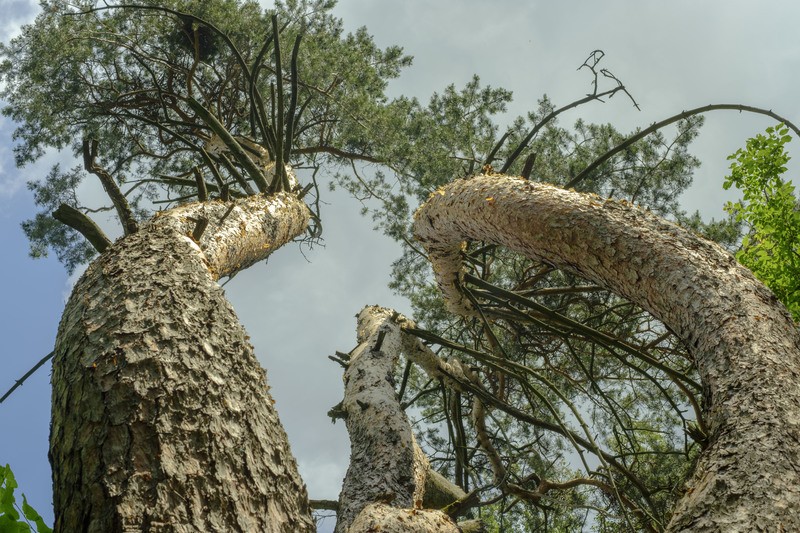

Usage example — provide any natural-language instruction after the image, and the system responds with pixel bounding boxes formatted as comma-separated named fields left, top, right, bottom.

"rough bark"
left=50, top=193, right=314, bottom=532
left=348, top=503, right=460, bottom=533
left=335, top=306, right=461, bottom=533
left=413, top=174, right=800, bottom=532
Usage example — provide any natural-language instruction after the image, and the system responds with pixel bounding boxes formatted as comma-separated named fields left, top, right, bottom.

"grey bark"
left=50, top=193, right=314, bottom=532
left=413, top=174, right=800, bottom=532
left=335, top=306, right=461, bottom=532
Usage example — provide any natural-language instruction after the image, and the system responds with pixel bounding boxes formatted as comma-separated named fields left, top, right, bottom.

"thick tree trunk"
left=335, top=306, right=463, bottom=533
left=413, top=174, right=800, bottom=532
left=50, top=193, right=315, bottom=532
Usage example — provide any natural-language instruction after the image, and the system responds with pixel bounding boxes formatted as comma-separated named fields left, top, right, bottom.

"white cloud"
left=0, top=0, right=38, bottom=42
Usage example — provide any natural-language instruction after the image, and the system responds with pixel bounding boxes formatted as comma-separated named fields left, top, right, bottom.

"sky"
left=1, top=1, right=799, bottom=530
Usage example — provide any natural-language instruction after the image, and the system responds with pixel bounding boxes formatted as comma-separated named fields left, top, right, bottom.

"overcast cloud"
left=1, top=1, right=799, bottom=530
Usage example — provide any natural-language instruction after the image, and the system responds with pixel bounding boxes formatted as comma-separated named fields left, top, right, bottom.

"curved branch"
left=499, top=86, right=627, bottom=174
left=52, top=204, right=112, bottom=253
left=164, top=191, right=309, bottom=279
left=566, top=104, right=800, bottom=189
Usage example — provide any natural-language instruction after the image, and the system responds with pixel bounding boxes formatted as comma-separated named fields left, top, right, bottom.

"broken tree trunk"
left=335, top=306, right=466, bottom=533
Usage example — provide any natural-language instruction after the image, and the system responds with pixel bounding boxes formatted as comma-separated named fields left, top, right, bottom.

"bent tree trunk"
left=50, top=193, right=315, bottom=532
left=413, top=174, right=800, bottom=532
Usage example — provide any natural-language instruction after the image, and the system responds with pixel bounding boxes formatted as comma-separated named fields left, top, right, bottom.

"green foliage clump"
left=723, top=123, right=800, bottom=320
left=0, top=0, right=414, bottom=270
left=19, top=164, right=97, bottom=275
left=0, top=464, right=52, bottom=533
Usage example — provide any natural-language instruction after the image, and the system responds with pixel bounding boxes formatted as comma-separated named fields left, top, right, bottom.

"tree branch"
left=0, top=351, right=55, bottom=404
left=270, top=14, right=289, bottom=193
left=464, top=273, right=701, bottom=391
left=500, top=87, right=625, bottom=174
left=53, top=204, right=112, bottom=253
left=284, top=33, right=303, bottom=165
left=186, top=97, right=270, bottom=192
left=83, top=139, right=139, bottom=235
left=567, top=103, right=800, bottom=189
left=191, top=166, right=208, bottom=201
left=293, top=145, right=383, bottom=163
left=500, top=50, right=638, bottom=174
left=310, top=499, right=338, bottom=511
left=400, top=323, right=655, bottom=506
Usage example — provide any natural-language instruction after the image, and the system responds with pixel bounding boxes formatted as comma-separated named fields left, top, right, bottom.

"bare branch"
left=309, top=500, right=338, bottom=511
left=293, top=145, right=383, bottom=164
left=567, top=103, right=800, bottom=189
left=500, top=50, right=638, bottom=174
left=270, top=14, right=289, bottom=193
left=285, top=34, right=303, bottom=161
left=520, top=152, right=536, bottom=180
left=191, top=167, right=208, bottom=201
left=83, top=139, right=139, bottom=235
left=52, top=204, right=112, bottom=253
left=0, top=351, right=55, bottom=404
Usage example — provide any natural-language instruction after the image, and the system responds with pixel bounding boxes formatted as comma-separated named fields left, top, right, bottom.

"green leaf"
left=724, top=123, right=800, bottom=321
left=21, top=497, right=51, bottom=533
left=0, top=466, right=50, bottom=533
left=0, top=517, right=29, bottom=533
left=0, top=465, right=20, bottom=520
